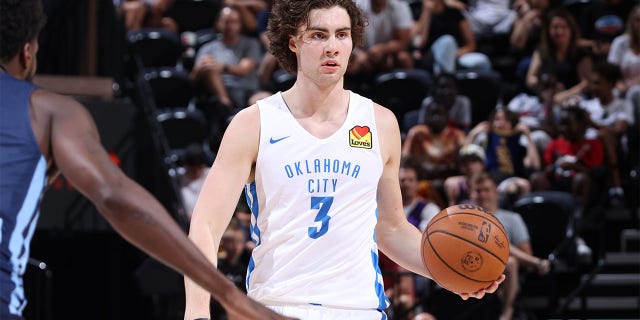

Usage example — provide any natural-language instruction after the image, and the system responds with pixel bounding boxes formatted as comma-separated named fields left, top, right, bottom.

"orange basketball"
left=421, top=204, right=510, bottom=293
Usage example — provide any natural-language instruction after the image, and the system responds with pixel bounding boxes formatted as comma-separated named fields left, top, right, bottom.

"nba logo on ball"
left=421, top=205, right=510, bottom=293
left=478, top=221, right=491, bottom=243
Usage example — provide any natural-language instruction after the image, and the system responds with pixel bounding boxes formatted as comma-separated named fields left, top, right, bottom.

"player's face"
left=290, top=6, right=353, bottom=85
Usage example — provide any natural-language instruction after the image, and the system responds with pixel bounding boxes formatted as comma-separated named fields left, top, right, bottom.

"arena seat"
left=455, top=69, right=502, bottom=128
left=167, top=0, right=221, bottom=33
left=127, top=28, right=183, bottom=69
left=373, top=69, right=432, bottom=131
left=143, top=67, right=194, bottom=108
left=156, top=108, right=214, bottom=166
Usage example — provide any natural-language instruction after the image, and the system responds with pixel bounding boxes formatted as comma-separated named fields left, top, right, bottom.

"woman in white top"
left=608, top=5, right=640, bottom=107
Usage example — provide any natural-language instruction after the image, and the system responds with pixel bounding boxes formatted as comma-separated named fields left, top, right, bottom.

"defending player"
left=0, top=1, right=293, bottom=319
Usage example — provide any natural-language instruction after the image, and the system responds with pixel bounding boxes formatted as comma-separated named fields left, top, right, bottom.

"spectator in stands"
left=465, top=108, right=540, bottom=197
left=510, top=0, right=549, bottom=53
left=191, top=5, right=262, bottom=109
left=255, top=0, right=282, bottom=90
left=580, top=62, right=634, bottom=206
left=470, top=172, right=551, bottom=320
left=461, top=0, right=517, bottom=37
left=223, top=0, right=268, bottom=36
left=575, top=0, right=631, bottom=53
left=349, top=0, right=414, bottom=77
left=530, top=106, right=605, bottom=209
left=402, top=100, right=466, bottom=184
left=412, top=0, right=492, bottom=74
left=418, top=72, right=471, bottom=132
left=178, top=143, right=211, bottom=220
left=526, top=8, right=593, bottom=105
left=400, top=156, right=442, bottom=231
left=443, top=144, right=532, bottom=210
left=506, top=72, right=560, bottom=153
left=443, top=144, right=486, bottom=206
left=608, top=5, right=640, bottom=108
left=118, top=0, right=177, bottom=31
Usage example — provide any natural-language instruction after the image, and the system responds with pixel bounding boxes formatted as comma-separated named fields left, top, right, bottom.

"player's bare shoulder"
left=372, top=102, right=401, bottom=139
left=227, top=103, right=261, bottom=136
left=29, top=88, right=96, bottom=158
left=31, top=88, right=86, bottom=115
left=372, top=102, right=401, bottom=164
left=372, top=102, right=400, bottom=131
left=218, top=103, right=261, bottom=161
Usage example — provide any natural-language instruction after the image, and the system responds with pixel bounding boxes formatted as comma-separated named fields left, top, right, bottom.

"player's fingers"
left=484, top=274, right=506, bottom=294
left=486, top=274, right=506, bottom=293
left=472, top=288, right=486, bottom=299
left=457, top=292, right=468, bottom=300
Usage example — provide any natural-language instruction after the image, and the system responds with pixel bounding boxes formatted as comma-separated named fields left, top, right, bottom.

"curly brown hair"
left=0, top=0, right=47, bottom=64
left=266, top=0, right=366, bottom=73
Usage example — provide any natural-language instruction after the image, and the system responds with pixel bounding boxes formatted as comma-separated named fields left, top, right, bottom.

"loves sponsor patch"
left=349, top=125, right=372, bottom=149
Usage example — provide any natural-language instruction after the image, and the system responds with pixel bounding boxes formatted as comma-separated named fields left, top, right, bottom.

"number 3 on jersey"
left=308, top=196, right=334, bottom=239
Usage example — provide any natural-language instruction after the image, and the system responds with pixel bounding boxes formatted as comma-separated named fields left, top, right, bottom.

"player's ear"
left=19, top=41, right=35, bottom=70
left=288, top=35, right=299, bottom=53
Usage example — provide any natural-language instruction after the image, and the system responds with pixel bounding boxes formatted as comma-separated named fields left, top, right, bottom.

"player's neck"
left=283, top=82, right=349, bottom=119
left=0, top=59, right=27, bottom=80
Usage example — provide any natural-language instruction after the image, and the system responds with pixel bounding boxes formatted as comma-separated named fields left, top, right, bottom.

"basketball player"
left=0, top=1, right=292, bottom=319
left=184, top=1, right=504, bottom=319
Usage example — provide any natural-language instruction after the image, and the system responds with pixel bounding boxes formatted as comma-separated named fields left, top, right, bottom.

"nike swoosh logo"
left=269, top=136, right=290, bottom=144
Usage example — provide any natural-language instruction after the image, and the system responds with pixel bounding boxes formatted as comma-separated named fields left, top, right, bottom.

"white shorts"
left=267, top=304, right=387, bottom=320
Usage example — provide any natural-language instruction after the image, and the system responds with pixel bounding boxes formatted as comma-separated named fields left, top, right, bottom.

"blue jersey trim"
left=246, top=256, right=255, bottom=291
left=8, top=157, right=46, bottom=315
left=244, top=182, right=261, bottom=246
left=371, top=208, right=391, bottom=310
left=244, top=182, right=261, bottom=291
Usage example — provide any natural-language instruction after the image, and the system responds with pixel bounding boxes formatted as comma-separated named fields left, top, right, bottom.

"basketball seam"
left=428, top=229, right=508, bottom=266
left=425, top=236, right=493, bottom=291
left=429, top=212, right=509, bottom=242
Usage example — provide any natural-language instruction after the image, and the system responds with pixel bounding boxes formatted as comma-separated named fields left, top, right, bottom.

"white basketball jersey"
left=245, top=91, right=389, bottom=311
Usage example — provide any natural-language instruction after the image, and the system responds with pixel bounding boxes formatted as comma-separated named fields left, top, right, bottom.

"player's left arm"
left=374, top=104, right=431, bottom=278
left=373, top=104, right=504, bottom=298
